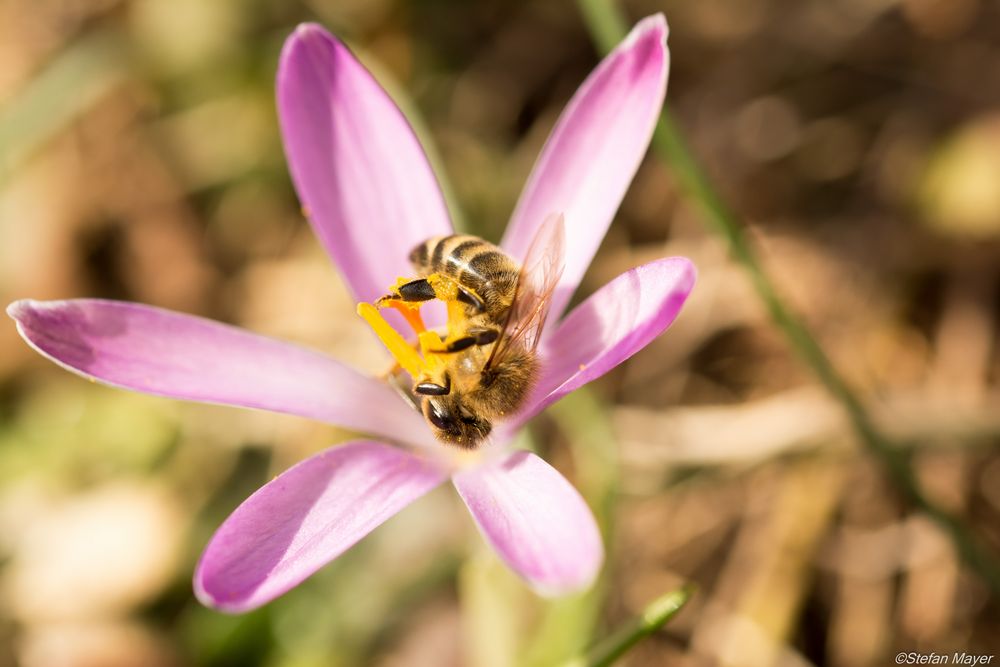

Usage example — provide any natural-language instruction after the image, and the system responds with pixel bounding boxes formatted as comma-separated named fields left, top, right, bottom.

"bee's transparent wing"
left=485, top=213, right=565, bottom=371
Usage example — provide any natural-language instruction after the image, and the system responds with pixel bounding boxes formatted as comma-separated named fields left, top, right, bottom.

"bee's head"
left=423, top=396, right=491, bottom=448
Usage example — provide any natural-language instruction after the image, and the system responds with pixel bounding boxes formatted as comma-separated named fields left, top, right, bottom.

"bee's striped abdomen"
left=409, top=235, right=519, bottom=316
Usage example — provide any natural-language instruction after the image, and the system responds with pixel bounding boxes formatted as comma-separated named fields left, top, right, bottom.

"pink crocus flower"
left=7, top=15, right=694, bottom=612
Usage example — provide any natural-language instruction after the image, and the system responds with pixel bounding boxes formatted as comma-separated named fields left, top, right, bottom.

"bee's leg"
left=415, top=374, right=451, bottom=396
left=382, top=275, right=485, bottom=312
left=471, top=328, right=500, bottom=345
left=455, top=286, right=485, bottom=313
left=424, top=274, right=486, bottom=312
left=393, top=278, right=437, bottom=303
left=436, top=328, right=500, bottom=353
left=376, top=283, right=433, bottom=335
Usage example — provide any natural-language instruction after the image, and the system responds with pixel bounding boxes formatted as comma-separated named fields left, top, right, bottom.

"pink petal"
left=8, top=299, right=429, bottom=444
left=196, top=440, right=445, bottom=612
left=277, top=24, right=452, bottom=305
left=509, top=257, right=695, bottom=432
left=453, top=450, right=603, bottom=595
left=501, top=15, right=669, bottom=320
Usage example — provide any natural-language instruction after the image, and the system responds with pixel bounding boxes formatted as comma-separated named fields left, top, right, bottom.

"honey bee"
left=378, top=214, right=565, bottom=448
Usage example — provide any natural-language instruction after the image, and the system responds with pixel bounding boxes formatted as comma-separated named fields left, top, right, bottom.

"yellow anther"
left=418, top=330, right=448, bottom=373
left=357, top=302, right=423, bottom=378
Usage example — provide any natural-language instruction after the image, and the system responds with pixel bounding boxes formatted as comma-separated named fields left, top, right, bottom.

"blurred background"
left=2, top=0, right=1000, bottom=665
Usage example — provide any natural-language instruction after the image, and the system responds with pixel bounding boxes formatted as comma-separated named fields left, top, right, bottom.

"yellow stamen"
left=418, top=330, right=448, bottom=374
left=360, top=272, right=488, bottom=386
left=357, top=302, right=422, bottom=378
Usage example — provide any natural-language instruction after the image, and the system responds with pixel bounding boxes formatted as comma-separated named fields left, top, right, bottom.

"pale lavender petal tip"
left=629, top=13, right=669, bottom=45
left=8, top=299, right=427, bottom=443
left=502, top=13, right=670, bottom=320
left=195, top=440, right=446, bottom=613
left=509, top=256, right=695, bottom=431
left=278, top=23, right=452, bottom=306
left=453, top=450, right=603, bottom=596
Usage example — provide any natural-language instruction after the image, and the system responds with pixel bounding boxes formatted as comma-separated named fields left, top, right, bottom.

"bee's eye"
left=425, top=400, right=453, bottom=430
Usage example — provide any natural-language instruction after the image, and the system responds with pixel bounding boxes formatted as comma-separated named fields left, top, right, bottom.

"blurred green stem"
left=576, top=0, right=1000, bottom=593
left=563, top=585, right=694, bottom=667
left=522, top=388, right=619, bottom=666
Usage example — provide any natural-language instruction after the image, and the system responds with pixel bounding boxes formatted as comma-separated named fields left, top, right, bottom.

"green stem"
left=564, top=585, right=694, bottom=667
left=521, top=388, right=618, bottom=667
left=576, top=0, right=1000, bottom=593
